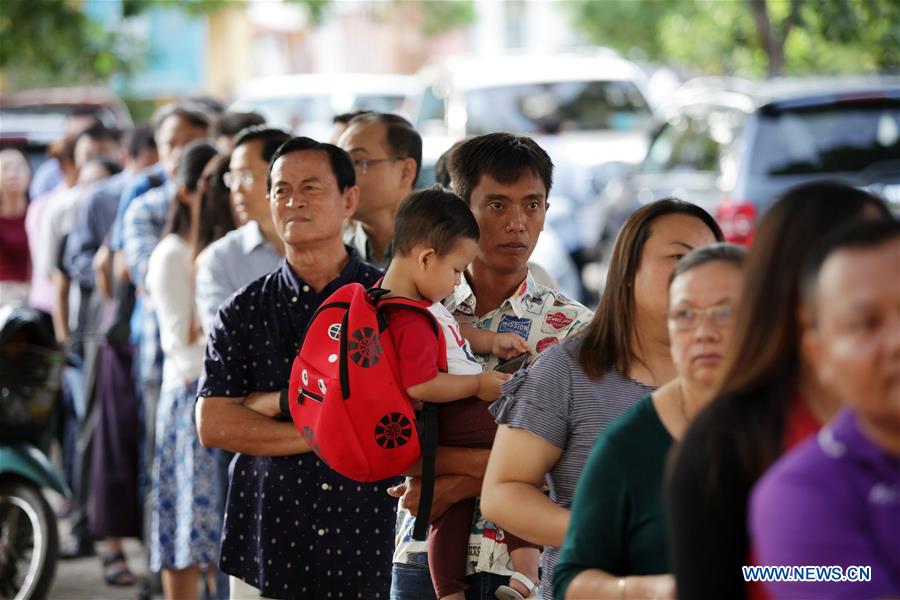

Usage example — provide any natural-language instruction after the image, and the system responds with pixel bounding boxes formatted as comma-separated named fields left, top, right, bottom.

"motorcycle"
left=0, top=307, right=68, bottom=600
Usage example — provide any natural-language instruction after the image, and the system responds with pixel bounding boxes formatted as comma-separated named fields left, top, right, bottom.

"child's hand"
left=491, top=332, right=531, bottom=360
left=476, top=370, right=512, bottom=402
left=243, top=391, right=281, bottom=418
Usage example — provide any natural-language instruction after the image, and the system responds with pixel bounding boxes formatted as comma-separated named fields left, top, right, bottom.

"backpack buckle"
left=366, top=287, right=390, bottom=304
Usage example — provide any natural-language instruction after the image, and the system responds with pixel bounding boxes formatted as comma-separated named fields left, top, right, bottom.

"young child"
left=380, top=187, right=541, bottom=600
left=242, top=186, right=542, bottom=599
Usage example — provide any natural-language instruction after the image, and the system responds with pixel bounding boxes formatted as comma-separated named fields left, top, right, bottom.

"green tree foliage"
left=0, top=0, right=331, bottom=89
left=568, top=0, right=899, bottom=76
left=0, top=0, right=136, bottom=87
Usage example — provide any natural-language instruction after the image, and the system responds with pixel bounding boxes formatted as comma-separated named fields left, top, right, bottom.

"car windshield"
left=464, top=80, right=651, bottom=135
left=0, top=106, right=116, bottom=144
left=750, top=101, right=900, bottom=176
left=641, top=109, right=745, bottom=173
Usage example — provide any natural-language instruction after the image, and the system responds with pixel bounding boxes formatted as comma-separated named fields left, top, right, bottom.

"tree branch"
left=781, top=0, right=804, bottom=40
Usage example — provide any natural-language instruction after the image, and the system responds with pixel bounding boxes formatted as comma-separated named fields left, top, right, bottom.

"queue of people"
left=0, top=98, right=897, bottom=600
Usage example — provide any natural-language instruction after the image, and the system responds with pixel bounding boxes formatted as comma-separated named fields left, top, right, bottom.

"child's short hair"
left=393, top=185, right=479, bottom=256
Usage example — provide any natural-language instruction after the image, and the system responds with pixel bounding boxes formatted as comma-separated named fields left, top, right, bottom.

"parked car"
left=229, top=73, right=419, bottom=140
left=588, top=84, right=756, bottom=266
left=411, top=51, right=656, bottom=269
left=0, top=87, right=132, bottom=171
left=717, top=78, right=900, bottom=244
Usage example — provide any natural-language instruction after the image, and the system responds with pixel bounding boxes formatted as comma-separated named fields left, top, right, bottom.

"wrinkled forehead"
left=817, top=240, right=900, bottom=317
left=270, top=149, right=335, bottom=183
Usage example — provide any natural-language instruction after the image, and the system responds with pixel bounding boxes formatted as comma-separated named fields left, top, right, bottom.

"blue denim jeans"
left=390, top=562, right=510, bottom=600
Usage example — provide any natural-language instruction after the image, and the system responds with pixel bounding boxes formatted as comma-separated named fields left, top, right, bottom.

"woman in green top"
left=554, top=243, right=746, bottom=600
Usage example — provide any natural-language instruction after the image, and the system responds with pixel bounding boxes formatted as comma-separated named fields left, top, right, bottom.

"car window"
left=464, top=80, right=651, bottom=135
left=641, top=110, right=743, bottom=174
left=750, top=102, right=900, bottom=176
left=239, top=96, right=333, bottom=133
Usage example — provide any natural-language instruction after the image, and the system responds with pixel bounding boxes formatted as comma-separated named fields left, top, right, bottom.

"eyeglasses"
left=351, top=157, right=401, bottom=175
left=667, top=305, right=735, bottom=331
left=223, top=170, right=255, bottom=190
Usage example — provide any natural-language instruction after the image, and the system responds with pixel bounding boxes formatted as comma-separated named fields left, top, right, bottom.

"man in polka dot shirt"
left=196, top=137, right=399, bottom=599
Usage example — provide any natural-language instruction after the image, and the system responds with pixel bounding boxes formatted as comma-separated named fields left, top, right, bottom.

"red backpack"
left=288, top=283, right=444, bottom=538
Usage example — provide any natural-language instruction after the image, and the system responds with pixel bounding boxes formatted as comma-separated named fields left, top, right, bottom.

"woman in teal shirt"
left=554, top=244, right=746, bottom=600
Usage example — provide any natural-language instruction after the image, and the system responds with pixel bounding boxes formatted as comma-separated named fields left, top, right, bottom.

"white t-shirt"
left=427, top=301, right=483, bottom=376
left=146, top=234, right=205, bottom=389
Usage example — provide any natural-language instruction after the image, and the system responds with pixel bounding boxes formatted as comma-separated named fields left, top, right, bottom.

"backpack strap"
left=369, top=285, right=446, bottom=538
left=412, top=402, right=438, bottom=541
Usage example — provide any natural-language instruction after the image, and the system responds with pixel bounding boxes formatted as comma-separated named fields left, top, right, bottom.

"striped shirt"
left=490, top=339, right=655, bottom=599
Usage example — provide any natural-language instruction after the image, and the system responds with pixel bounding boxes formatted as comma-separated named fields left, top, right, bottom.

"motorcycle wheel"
left=0, top=480, right=58, bottom=600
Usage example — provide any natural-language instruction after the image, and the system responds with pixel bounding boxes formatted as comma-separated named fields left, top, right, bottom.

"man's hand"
left=387, top=475, right=479, bottom=523
left=491, top=332, right=530, bottom=360
left=476, top=370, right=511, bottom=402
left=243, top=391, right=281, bottom=418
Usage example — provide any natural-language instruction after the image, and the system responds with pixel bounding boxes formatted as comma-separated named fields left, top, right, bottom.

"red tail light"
left=716, top=198, right=756, bottom=245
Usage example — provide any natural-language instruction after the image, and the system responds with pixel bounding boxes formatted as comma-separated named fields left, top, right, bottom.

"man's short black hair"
left=124, top=124, right=156, bottom=159
left=212, top=111, right=266, bottom=139
left=802, top=217, right=900, bottom=316
left=77, top=121, right=121, bottom=144
left=393, top=185, right=479, bottom=257
left=346, top=112, right=422, bottom=185
left=332, top=110, right=373, bottom=126
left=152, top=102, right=212, bottom=132
left=267, top=136, right=356, bottom=193
left=233, top=126, right=292, bottom=165
left=450, top=133, right=553, bottom=205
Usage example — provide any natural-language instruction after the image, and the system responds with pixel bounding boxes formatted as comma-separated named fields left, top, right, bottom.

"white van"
left=229, top=73, right=419, bottom=140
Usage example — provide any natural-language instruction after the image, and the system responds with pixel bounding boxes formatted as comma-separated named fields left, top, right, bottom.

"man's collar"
left=447, top=269, right=542, bottom=318
left=279, top=245, right=362, bottom=296
left=240, top=220, right=269, bottom=255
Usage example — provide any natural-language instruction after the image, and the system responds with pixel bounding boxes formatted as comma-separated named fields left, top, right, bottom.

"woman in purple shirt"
left=750, top=219, right=900, bottom=599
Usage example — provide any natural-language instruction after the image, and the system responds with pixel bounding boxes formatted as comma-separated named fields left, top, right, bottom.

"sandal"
left=101, top=552, right=136, bottom=587
left=495, top=571, right=541, bottom=600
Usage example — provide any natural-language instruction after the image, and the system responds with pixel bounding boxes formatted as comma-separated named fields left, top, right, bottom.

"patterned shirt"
left=392, top=270, right=593, bottom=575
left=63, top=171, right=129, bottom=288
left=122, top=182, right=173, bottom=386
left=489, top=340, right=655, bottom=599
left=197, top=250, right=400, bottom=599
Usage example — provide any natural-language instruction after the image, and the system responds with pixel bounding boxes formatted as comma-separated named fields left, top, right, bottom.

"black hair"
left=266, top=136, right=356, bottom=193
left=434, top=139, right=467, bottom=189
left=578, top=198, right=724, bottom=379
left=176, top=141, right=219, bottom=192
left=82, top=156, right=123, bottom=178
left=167, top=141, right=218, bottom=238
left=346, top=112, right=422, bottom=184
left=393, top=185, right=479, bottom=257
left=193, top=154, right=237, bottom=259
left=802, top=217, right=900, bottom=315
left=233, top=126, right=292, bottom=164
left=450, top=133, right=554, bottom=205
left=77, top=122, right=121, bottom=145
left=124, top=124, right=157, bottom=159
left=333, top=110, right=373, bottom=126
left=152, top=102, right=211, bottom=132
left=212, top=111, right=266, bottom=139
left=669, top=243, right=747, bottom=288
left=187, top=95, right=225, bottom=115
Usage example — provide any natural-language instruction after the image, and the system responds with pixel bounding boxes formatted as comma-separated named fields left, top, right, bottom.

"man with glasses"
left=338, top=112, right=422, bottom=268
left=194, top=126, right=290, bottom=334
